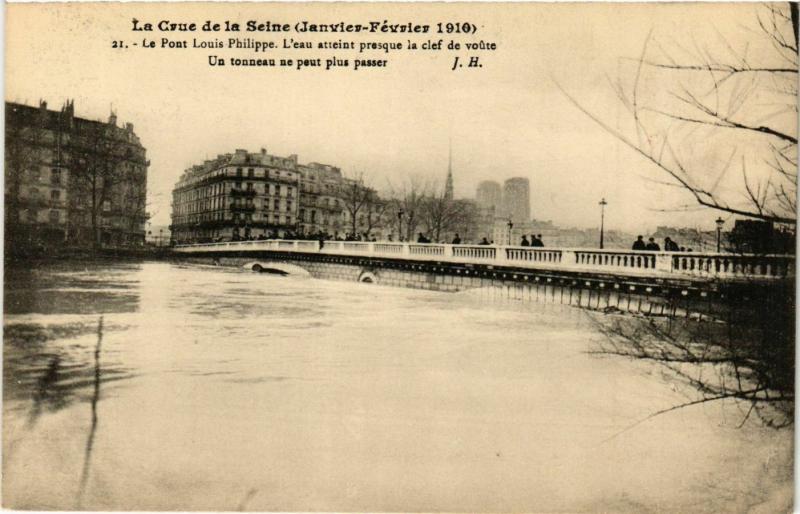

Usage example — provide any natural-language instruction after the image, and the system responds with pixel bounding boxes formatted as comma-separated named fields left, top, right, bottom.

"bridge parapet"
left=173, top=240, right=793, bottom=281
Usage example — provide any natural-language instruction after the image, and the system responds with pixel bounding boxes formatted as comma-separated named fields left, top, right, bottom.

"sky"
left=6, top=2, right=795, bottom=232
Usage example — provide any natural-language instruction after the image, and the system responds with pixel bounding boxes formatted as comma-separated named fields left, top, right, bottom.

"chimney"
left=260, top=148, right=267, bottom=155
left=61, top=99, right=74, bottom=118
left=109, top=110, right=118, bottom=126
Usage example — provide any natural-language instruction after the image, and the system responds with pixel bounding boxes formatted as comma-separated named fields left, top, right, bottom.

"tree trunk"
left=91, top=177, right=99, bottom=249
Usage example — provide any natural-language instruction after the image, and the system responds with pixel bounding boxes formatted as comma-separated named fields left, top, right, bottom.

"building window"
left=235, top=181, right=242, bottom=190
left=49, top=210, right=60, bottom=223
left=236, top=168, right=243, bottom=177
left=51, top=169, right=61, bottom=185
left=247, top=168, right=254, bottom=178
left=51, top=190, right=61, bottom=201
left=246, top=182, right=254, bottom=191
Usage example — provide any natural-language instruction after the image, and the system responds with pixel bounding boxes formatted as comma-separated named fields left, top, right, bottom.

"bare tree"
left=387, top=175, right=429, bottom=241
left=362, top=194, right=388, bottom=239
left=589, top=283, right=794, bottom=431
left=340, top=171, right=375, bottom=236
left=559, top=3, right=797, bottom=225
left=420, top=182, right=480, bottom=242
left=69, top=121, right=138, bottom=247
left=118, top=168, right=149, bottom=244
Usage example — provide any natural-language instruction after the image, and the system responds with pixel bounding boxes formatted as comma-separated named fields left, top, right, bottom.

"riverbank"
left=4, top=246, right=174, bottom=267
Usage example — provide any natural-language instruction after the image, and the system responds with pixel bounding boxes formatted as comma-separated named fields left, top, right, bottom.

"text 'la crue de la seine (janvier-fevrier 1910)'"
left=131, top=18, right=480, bottom=34
left=126, top=18, right=497, bottom=70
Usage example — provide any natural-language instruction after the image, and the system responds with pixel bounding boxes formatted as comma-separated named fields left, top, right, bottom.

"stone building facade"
left=171, top=148, right=399, bottom=244
left=171, top=149, right=301, bottom=243
left=4, top=100, right=149, bottom=250
left=297, top=162, right=345, bottom=237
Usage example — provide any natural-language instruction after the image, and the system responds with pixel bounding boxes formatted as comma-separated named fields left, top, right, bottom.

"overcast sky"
left=6, top=2, right=791, bottom=232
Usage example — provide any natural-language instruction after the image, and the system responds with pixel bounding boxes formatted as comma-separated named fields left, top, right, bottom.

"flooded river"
left=2, top=261, right=792, bottom=512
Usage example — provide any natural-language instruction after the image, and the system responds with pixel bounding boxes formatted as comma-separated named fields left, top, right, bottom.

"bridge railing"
left=173, top=240, right=794, bottom=280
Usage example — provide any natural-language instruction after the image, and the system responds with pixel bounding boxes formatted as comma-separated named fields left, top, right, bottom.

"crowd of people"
left=631, top=236, right=692, bottom=252
left=518, top=235, right=546, bottom=247
left=221, top=231, right=382, bottom=243
left=183, top=231, right=693, bottom=252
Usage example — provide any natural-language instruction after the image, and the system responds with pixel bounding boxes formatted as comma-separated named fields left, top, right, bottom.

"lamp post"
left=397, top=209, right=404, bottom=241
left=507, top=219, right=514, bottom=246
left=599, top=198, right=608, bottom=249
left=715, top=217, right=724, bottom=252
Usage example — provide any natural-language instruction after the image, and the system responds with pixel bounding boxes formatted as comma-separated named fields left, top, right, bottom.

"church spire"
left=445, top=139, right=454, bottom=200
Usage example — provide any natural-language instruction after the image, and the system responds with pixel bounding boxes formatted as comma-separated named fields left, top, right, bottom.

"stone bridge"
left=173, top=240, right=794, bottom=317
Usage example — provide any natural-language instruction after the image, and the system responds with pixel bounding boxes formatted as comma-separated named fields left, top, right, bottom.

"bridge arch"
left=244, top=261, right=310, bottom=276
left=358, top=270, right=378, bottom=284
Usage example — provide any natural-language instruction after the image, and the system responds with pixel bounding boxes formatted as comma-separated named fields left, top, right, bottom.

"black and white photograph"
left=3, top=2, right=797, bottom=511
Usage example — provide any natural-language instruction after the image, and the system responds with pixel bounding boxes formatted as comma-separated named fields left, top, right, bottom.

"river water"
left=2, top=261, right=792, bottom=512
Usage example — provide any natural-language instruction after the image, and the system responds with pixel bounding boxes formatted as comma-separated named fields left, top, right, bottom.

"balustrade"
left=296, top=241, right=319, bottom=251
left=452, top=245, right=496, bottom=260
left=672, top=254, right=793, bottom=279
left=573, top=250, right=657, bottom=271
left=173, top=240, right=793, bottom=280
left=409, top=244, right=445, bottom=256
left=506, top=248, right=561, bottom=264
left=342, top=242, right=371, bottom=252
left=374, top=243, right=405, bottom=255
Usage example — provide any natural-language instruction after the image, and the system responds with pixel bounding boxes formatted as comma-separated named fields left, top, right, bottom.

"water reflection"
left=3, top=321, right=133, bottom=409
left=4, top=263, right=141, bottom=315
left=27, top=355, right=68, bottom=427
left=76, top=316, right=103, bottom=509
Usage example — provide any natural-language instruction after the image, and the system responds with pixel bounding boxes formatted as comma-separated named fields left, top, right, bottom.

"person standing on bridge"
left=632, top=235, right=646, bottom=250
left=452, top=234, right=462, bottom=244
left=479, top=237, right=490, bottom=245
left=520, top=235, right=530, bottom=247
left=664, top=237, right=679, bottom=251
left=645, top=237, right=661, bottom=251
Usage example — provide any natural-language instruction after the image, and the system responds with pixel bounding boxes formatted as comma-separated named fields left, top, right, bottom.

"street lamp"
left=599, top=198, right=608, bottom=249
left=715, top=217, right=724, bottom=252
left=507, top=219, right=514, bottom=246
left=397, top=209, right=404, bottom=241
